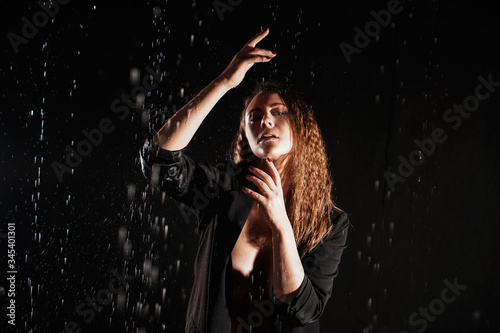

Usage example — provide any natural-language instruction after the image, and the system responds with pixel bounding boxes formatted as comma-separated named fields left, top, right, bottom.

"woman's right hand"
left=217, top=28, right=276, bottom=89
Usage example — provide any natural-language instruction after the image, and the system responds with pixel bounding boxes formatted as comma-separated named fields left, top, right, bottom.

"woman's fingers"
left=249, top=166, right=277, bottom=190
left=217, top=28, right=274, bottom=89
left=240, top=54, right=275, bottom=67
left=246, top=174, right=270, bottom=194
left=265, top=158, right=281, bottom=188
left=238, top=48, right=276, bottom=66
left=242, top=186, right=265, bottom=204
left=248, top=47, right=276, bottom=58
left=247, top=27, right=270, bottom=47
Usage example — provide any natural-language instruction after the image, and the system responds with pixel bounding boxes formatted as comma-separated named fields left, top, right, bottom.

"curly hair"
left=226, top=81, right=338, bottom=254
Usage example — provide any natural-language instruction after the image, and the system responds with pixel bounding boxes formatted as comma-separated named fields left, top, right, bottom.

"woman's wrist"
left=271, top=217, right=294, bottom=239
left=213, top=74, right=234, bottom=91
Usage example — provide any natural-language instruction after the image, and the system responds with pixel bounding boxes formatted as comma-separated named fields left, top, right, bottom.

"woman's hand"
left=243, top=158, right=305, bottom=305
left=217, top=28, right=276, bottom=89
left=242, top=158, right=290, bottom=232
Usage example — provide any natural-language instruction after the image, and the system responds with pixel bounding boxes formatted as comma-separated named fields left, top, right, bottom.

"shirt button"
left=168, top=166, right=177, bottom=176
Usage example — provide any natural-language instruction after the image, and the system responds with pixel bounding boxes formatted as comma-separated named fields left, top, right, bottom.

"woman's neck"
left=256, top=156, right=292, bottom=205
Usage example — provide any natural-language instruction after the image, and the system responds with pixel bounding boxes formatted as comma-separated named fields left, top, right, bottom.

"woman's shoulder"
left=299, top=206, right=350, bottom=259
left=319, top=206, right=351, bottom=245
left=210, top=159, right=252, bottom=191
left=215, top=157, right=256, bottom=180
left=213, top=159, right=246, bottom=179
left=330, top=206, right=351, bottom=231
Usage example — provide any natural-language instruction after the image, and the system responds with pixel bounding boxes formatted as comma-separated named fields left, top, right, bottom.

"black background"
left=1, top=0, right=499, bottom=332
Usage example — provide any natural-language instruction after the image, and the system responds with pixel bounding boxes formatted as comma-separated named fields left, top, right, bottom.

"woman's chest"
left=230, top=202, right=274, bottom=298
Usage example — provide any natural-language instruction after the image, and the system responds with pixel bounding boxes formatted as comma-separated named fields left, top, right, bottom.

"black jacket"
left=139, top=134, right=350, bottom=332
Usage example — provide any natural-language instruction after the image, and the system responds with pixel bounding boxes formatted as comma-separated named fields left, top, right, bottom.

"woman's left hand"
left=242, top=158, right=290, bottom=232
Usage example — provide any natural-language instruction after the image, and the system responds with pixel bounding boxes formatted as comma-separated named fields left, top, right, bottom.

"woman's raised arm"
left=153, top=28, right=276, bottom=151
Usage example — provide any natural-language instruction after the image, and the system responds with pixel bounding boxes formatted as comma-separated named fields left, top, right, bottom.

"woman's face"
left=244, top=91, right=293, bottom=161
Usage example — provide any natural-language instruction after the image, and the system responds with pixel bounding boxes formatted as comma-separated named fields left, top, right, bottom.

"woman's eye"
left=249, top=111, right=287, bottom=121
left=249, top=116, right=262, bottom=122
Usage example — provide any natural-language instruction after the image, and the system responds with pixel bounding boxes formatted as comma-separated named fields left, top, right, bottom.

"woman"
left=139, top=28, right=350, bottom=333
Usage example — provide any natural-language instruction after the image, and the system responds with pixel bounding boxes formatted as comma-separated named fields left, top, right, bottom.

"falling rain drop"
left=472, top=310, right=481, bottom=325
left=118, top=226, right=128, bottom=243
left=124, top=239, right=132, bottom=259
left=130, top=68, right=140, bottom=85
left=152, top=6, right=162, bottom=18
left=127, top=183, right=136, bottom=203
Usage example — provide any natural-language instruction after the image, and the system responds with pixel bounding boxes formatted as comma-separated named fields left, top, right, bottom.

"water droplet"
left=153, top=6, right=162, bottom=18
left=130, top=68, right=140, bottom=85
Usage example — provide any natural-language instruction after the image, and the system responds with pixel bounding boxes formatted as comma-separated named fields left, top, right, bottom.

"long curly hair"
left=226, top=81, right=337, bottom=254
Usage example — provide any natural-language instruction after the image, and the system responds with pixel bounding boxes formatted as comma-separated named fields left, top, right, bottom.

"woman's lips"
left=260, top=136, right=278, bottom=142
left=259, top=132, right=279, bottom=142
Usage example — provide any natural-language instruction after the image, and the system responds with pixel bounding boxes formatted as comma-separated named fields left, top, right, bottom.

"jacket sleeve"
left=271, top=210, right=350, bottom=327
left=138, top=133, right=236, bottom=225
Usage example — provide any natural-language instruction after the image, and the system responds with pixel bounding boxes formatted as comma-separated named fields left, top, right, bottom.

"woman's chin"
left=255, top=148, right=287, bottom=160
left=254, top=150, right=274, bottom=160
left=255, top=153, right=281, bottom=162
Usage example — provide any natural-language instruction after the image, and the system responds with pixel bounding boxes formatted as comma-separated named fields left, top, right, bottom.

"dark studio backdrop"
left=1, top=0, right=499, bottom=332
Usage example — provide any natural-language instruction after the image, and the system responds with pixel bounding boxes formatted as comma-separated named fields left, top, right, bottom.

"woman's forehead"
left=246, top=91, right=286, bottom=112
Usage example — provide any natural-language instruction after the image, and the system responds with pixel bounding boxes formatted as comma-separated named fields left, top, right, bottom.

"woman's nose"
left=260, top=116, right=274, bottom=127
